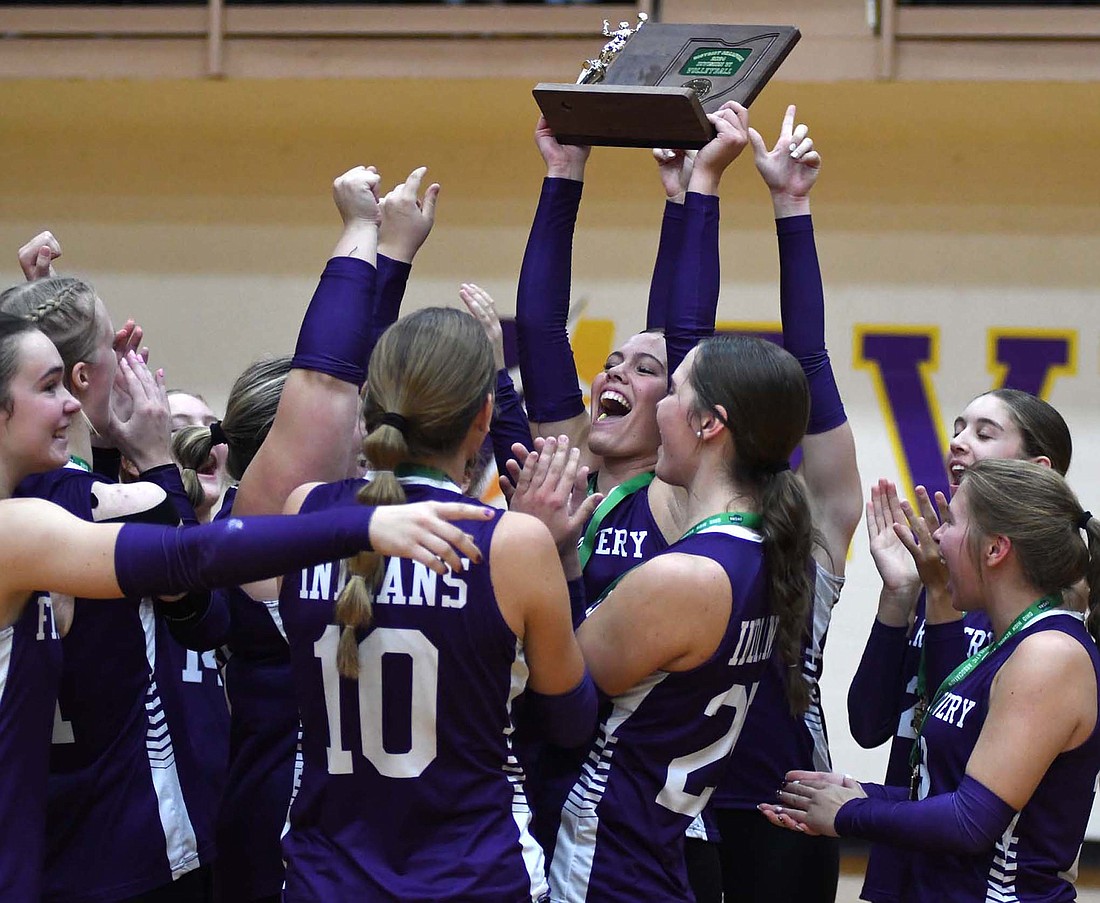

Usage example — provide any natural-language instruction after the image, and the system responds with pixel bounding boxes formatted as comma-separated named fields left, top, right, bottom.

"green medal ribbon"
left=393, top=464, right=460, bottom=489
left=908, top=594, right=1062, bottom=794
left=577, top=471, right=656, bottom=571
left=585, top=510, right=762, bottom=614
left=68, top=454, right=91, bottom=473
left=678, top=510, right=762, bottom=540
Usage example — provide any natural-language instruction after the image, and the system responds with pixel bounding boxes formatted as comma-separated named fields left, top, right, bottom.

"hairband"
left=379, top=412, right=410, bottom=437
left=763, top=460, right=792, bottom=475
left=208, top=420, right=228, bottom=447
left=1077, top=510, right=1093, bottom=531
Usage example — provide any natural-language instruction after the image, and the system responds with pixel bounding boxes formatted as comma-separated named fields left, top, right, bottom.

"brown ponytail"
left=333, top=307, right=495, bottom=678
left=689, top=335, right=814, bottom=715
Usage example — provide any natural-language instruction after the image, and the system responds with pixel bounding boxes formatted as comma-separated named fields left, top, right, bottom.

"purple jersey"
left=212, top=488, right=302, bottom=901
left=16, top=465, right=215, bottom=901
left=280, top=473, right=548, bottom=902
left=582, top=481, right=668, bottom=604
left=713, top=561, right=843, bottom=810
left=0, top=592, right=62, bottom=900
left=909, top=611, right=1100, bottom=901
left=857, top=599, right=994, bottom=902
left=551, top=523, right=772, bottom=902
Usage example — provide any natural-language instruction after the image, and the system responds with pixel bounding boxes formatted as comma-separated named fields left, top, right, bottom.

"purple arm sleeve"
left=860, top=781, right=911, bottom=802
left=525, top=669, right=598, bottom=749
left=139, top=463, right=200, bottom=526
left=777, top=215, right=847, bottom=434
left=114, top=507, right=375, bottom=599
left=835, top=774, right=1016, bottom=854
left=848, top=619, right=912, bottom=749
left=646, top=201, right=686, bottom=331
left=923, top=620, right=974, bottom=696
left=368, top=253, right=412, bottom=350
left=290, top=256, right=378, bottom=387
left=515, top=177, right=586, bottom=424
left=491, top=368, right=533, bottom=487
left=664, top=192, right=720, bottom=379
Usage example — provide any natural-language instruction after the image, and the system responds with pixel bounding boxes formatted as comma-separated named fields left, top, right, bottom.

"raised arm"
left=848, top=480, right=923, bottom=748
left=17, top=230, right=62, bottom=281
left=645, top=148, right=691, bottom=331
left=369, top=166, right=440, bottom=347
left=235, top=166, right=381, bottom=518
left=459, top=282, right=534, bottom=484
left=515, top=117, right=591, bottom=448
left=660, top=103, right=750, bottom=380
left=749, top=104, right=862, bottom=572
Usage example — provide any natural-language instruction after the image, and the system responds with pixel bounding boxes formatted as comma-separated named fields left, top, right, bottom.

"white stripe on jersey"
left=139, top=601, right=201, bottom=880
left=504, top=642, right=550, bottom=902
left=985, top=812, right=1021, bottom=902
left=263, top=599, right=288, bottom=643
left=684, top=813, right=709, bottom=841
left=0, top=625, right=13, bottom=711
left=550, top=671, right=668, bottom=903
left=806, top=563, right=844, bottom=773
left=360, top=472, right=460, bottom=493
left=696, top=524, right=763, bottom=543
left=280, top=725, right=305, bottom=845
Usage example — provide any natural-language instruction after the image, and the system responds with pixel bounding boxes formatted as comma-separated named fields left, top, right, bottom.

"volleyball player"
left=848, top=389, right=1071, bottom=902
left=0, top=312, right=489, bottom=900
left=277, top=306, right=595, bottom=900
left=704, top=105, right=862, bottom=903
left=0, top=272, right=227, bottom=901
left=546, top=334, right=814, bottom=901
left=766, top=458, right=1100, bottom=902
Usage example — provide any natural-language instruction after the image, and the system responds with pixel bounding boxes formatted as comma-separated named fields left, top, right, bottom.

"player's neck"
left=66, top=416, right=93, bottom=469
left=409, top=451, right=467, bottom=490
left=681, top=467, right=758, bottom=528
left=596, top=452, right=656, bottom=494
left=987, top=577, right=1056, bottom=640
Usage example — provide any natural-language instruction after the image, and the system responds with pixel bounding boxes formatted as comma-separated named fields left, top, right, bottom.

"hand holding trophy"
left=535, top=19, right=801, bottom=149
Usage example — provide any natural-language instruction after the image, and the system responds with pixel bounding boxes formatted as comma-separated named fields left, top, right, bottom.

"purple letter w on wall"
left=855, top=326, right=1075, bottom=499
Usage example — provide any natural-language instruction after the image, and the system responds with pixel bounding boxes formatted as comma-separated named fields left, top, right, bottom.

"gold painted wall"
left=2, top=76, right=1100, bottom=800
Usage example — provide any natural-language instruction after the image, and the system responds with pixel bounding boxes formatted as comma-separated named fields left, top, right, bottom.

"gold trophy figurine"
left=576, top=13, right=649, bottom=85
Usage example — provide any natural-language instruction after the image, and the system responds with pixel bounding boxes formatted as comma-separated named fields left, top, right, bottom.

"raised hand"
left=747, top=104, right=821, bottom=216
left=534, top=115, right=591, bottom=182
left=105, top=351, right=173, bottom=472
left=868, top=480, right=922, bottom=590
left=867, top=479, right=923, bottom=628
left=111, top=319, right=148, bottom=365
left=894, top=486, right=952, bottom=599
left=687, top=101, right=751, bottom=196
left=652, top=147, right=696, bottom=204
left=378, top=165, right=440, bottom=264
left=333, top=165, right=382, bottom=228
left=18, top=230, right=62, bottom=281
left=459, top=283, right=505, bottom=370
left=505, top=435, right=603, bottom=557
left=367, top=501, right=492, bottom=575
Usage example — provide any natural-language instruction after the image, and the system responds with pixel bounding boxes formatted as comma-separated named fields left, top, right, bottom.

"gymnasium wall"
left=2, top=75, right=1099, bottom=824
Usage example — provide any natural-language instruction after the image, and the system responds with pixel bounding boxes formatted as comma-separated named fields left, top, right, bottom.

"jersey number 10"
left=314, top=625, right=439, bottom=779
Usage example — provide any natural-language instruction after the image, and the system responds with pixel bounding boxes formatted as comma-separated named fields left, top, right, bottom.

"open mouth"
left=595, top=390, right=632, bottom=423
left=197, top=454, right=219, bottom=479
left=948, top=462, right=966, bottom=485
